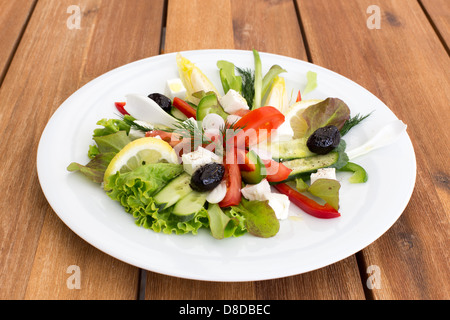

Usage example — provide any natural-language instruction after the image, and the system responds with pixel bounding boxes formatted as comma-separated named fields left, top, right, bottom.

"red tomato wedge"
left=263, top=159, right=292, bottom=182
left=230, top=106, right=285, bottom=148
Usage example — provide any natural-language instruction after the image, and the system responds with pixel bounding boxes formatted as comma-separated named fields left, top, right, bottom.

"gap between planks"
left=0, top=0, right=38, bottom=88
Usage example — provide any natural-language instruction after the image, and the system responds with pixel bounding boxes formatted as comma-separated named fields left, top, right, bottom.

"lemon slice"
left=104, top=137, right=179, bottom=182
left=284, top=99, right=323, bottom=138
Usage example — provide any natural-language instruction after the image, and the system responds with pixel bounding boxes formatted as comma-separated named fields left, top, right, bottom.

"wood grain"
left=0, top=0, right=36, bottom=84
left=297, top=0, right=450, bottom=299
left=0, top=0, right=165, bottom=299
left=144, top=0, right=365, bottom=300
left=164, top=0, right=235, bottom=53
left=420, top=0, right=450, bottom=50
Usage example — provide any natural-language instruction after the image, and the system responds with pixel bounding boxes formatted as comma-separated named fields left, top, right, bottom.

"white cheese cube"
left=266, top=193, right=290, bottom=220
left=181, top=146, right=222, bottom=175
left=219, top=89, right=249, bottom=114
left=241, top=179, right=272, bottom=202
left=166, top=78, right=187, bottom=100
left=310, top=168, right=337, bottom=185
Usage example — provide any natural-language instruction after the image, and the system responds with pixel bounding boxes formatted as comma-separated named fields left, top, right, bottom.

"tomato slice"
left=230, top=106, right=285, bottom=147
left=263, top=159, right=292, bottom=182
left=145, top=130, right=182, bottom=147
left=219, top=162, right=242, bottom=208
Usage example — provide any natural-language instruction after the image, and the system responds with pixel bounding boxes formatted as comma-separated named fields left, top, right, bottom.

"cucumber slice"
left=196, top=93, right=228, bottom=121
left=270, top=138, right=315, bottom=161
left=153, top=173, right=192, bottom=209
left=281, top=152, right=339, bottom=181
left=170, top=106, right=188, bottom=120
left=172, top=190, right=208, bottom=222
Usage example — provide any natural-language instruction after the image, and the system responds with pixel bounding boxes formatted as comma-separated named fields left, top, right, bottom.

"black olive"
left=148, top=93, right=172, bottom=113
left=307, top=125, right=341, bottom=155
left=190, top=163, right=225, bottom=192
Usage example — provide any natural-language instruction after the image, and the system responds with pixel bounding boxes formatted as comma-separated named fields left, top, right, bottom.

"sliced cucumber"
left=171, top=190, right=208, bottom=222
left=281, top=152, right=339, bottom=182
left=270, top=137, right=315, bottom=161
left=170, top=106, right=188, bottom=120
left=196, top=93, right=228, bottom=121
left=153, top=173, right=192, bottom=209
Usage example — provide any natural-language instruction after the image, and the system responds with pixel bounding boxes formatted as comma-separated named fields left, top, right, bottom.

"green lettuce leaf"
left=303, top=71, right=317, bottom=95
left=93, top=117, right=131, bottom=137
left=93, top=130, right=132, bottom=154
left=105, top=163, right=209, bottom=235
left=231, top=199, right=279, bottom=238
left=67, top=152, right=116, bottom=184
left=217, top=60, right=242, bottom=94
left=207, top=204, right=247, bottom=239
left=308, top=178, right=341, bottom=210
left=67, top=130, right=132, bottom=184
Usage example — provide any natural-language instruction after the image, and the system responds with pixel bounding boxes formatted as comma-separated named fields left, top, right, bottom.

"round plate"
left=37, top=50, right=416, bottom=281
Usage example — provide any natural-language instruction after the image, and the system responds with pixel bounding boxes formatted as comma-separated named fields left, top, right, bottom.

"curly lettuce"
left=104, top=163, right=211, bottom=235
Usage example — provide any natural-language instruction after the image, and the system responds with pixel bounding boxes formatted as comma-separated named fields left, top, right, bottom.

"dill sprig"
left=120, top=114, right=153, bottom=132
left=340, top=111, right=373, bottom=136
left=236, top=66, right=255, bottom=109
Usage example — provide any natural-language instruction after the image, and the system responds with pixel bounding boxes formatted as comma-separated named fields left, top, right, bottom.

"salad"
left=67, top=50, right=372, bottom=239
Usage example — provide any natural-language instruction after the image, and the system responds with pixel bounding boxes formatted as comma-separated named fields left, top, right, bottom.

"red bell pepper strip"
left=296, top=90, right=302, bottom=102
left=273, top=183, right=340, bottom=219
left=173, top=97, right=196, bottom=119
left=115, top=102, right=129, bottom=115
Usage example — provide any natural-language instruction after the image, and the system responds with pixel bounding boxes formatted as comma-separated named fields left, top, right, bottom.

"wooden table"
left=1, top=0, right=448, bottom=300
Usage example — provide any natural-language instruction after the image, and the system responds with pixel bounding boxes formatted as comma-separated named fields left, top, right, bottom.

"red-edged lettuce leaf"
left=302, top=97, right=350, bottom=137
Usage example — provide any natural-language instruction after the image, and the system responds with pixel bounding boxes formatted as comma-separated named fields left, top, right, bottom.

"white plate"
left=37, top=50, right=416, bottom=282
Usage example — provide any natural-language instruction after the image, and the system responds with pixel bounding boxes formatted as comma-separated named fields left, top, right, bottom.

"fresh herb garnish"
left=120, top=114, right=153, bottom=132
left=340, top=112, right=373, bottom=136
left=236, top=66, right=255, bottom=109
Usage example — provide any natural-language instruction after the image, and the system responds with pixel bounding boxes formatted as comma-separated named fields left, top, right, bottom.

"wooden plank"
left=0, top=0, right=165, bottom=299
left=164, top=0, right=235, bottom=53
left=297, top=0, right=450, bottom=299
left=420, top=0, right=450, bottom=50
left=145, top=0, right=365, bottom=300
left=0, top=0, right=36, bottom=84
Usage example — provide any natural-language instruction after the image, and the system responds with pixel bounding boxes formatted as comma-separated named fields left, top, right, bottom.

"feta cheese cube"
left=310, top=168, right=336, bottom=185
left=241, top=179, right=291, bottom=220
left=166, top=78, right=187, bottom=100
left=181, top=146, right=222, bottom=175
left=241, top=179, right=271, bottom=202
left=219, top=89, right=249, bottom=114
left=266, top=193, right=290, bottom=220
